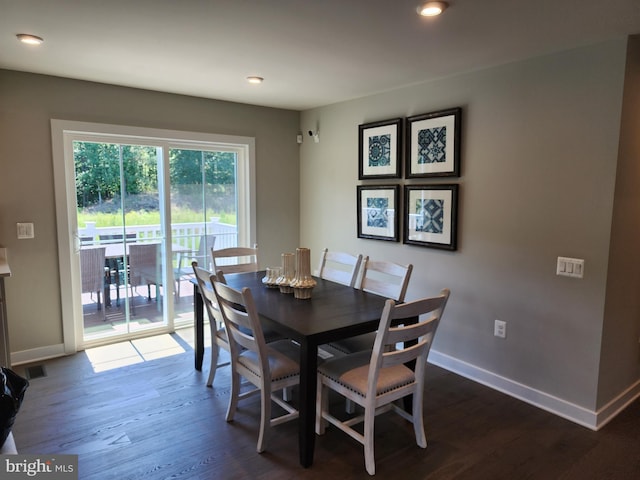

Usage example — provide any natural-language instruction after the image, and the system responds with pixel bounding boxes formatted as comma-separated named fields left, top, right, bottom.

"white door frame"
left=51, top=119, right=256, bottom=352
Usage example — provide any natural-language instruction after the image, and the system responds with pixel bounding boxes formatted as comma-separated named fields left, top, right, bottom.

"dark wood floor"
left=11, top=331, right=640, bottom=479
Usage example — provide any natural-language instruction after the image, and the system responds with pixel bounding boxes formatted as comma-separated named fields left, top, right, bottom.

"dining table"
left=191, top=270, right=390, bottom=468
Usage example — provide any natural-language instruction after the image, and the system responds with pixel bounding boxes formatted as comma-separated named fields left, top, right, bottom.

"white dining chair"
left=316, top=289, right=450, bottom=475
left=329, top=256, right=413, bottom=354
left=191, top=261, right=228, bottom=387
left=212, top=279, right=300, bottom=453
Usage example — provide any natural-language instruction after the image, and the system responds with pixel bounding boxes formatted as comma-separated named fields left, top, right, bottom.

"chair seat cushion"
left=319, top=350, right=415, bottom=397
left=238, top=340, right=299, bottom=381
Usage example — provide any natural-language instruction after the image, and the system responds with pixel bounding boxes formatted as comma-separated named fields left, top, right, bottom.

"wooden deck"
left=83, top=279, right=196, bottom=337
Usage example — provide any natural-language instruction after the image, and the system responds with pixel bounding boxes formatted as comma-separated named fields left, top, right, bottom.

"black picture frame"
left=406, top=107, right=461, bottom=178
left=404, top=184, right=458, bottom=250
left=358, top=118, right=403, bottom=179
left=357, top=185, right=400, bottom=242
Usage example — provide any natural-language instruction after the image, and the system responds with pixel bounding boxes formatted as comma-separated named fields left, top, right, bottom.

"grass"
left=77, top=207, right=236, bottom=227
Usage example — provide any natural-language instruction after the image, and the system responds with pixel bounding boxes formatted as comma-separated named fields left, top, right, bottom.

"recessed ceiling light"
left=16, top=34, right=44, bottom=45
left=417, top=1, right=448, bottom=17
left=246, top=76, right=264, bottom=85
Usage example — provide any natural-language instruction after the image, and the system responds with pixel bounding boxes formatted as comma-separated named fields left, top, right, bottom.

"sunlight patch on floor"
left=174, top=322, right=212, bottom=349
left=85, top=334, right=186, bottom=372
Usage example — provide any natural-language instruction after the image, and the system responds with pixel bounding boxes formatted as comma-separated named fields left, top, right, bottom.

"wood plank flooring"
left=11, top=330, right=640, bottom=479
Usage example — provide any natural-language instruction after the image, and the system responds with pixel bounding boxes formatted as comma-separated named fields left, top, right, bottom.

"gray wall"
left=599, top=35, right=640, bottom=406
left=300, top=38, right=638, bottom=417
left=0, top=70, right=300, bottom=353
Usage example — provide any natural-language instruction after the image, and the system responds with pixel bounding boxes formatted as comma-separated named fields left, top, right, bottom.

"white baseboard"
left=429, top=349, right=640, bottom=431
left=594, top=378, right=640, bottom=429
left=10, top=343, right=67, bottom=366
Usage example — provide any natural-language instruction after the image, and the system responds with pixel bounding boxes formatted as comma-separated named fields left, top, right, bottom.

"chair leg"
left=97, top=290, right=107, bottom=321
left=364, top=406, right=377, bottom=476
left=345, top=398, right=356, bottom=414
left=226, top=370, right=240, bottom=422
left=256, top=384, right=271, bottom=453
left=412, top=390, right=427, bottom=448
left=315, top=376, right=328, bottom=435
left=283, top=387, right=292, bottom=402
left=206, top=341, right=220, bottom=387
left=130, top=286, right=136, bottom=315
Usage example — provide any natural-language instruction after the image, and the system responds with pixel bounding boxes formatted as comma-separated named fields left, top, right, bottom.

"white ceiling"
left=1, top=0, right=639, bottom=111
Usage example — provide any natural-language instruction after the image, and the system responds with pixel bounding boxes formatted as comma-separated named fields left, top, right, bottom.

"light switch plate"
left=17, top=222, right=34, bottom=239
left=557, top=256, right=584, bottom=278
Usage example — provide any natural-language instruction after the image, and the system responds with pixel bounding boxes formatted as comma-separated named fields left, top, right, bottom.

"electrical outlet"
left=494, top=319, right=506, bottom=338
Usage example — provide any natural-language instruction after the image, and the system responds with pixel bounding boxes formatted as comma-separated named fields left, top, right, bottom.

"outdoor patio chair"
left=80, top=246, right=106, bottom=319
left=100, top=232, right=136, bottom=306
left=128, top=243, right=161, bottom=309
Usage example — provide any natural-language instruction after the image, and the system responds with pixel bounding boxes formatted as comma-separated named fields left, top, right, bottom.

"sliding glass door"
left=52, top=120, right=255, bottom=352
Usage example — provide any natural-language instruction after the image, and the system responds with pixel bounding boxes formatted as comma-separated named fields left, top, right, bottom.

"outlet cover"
left=17, top=222, right=34, bottom=239
left=494, top=320, right=506, bottom=338
left=557, top=257, right=584, bottom=278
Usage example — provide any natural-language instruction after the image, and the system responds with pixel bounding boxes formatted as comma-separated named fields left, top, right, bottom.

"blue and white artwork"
left=408, top=108, right=460, bottom=178
left=367, top=197, right=389, bottom=228
left=417, top=126, right=446, bottom=165
left=415, top=198, right=444, bottom=233
left=368, top=134, right=391, bottom=167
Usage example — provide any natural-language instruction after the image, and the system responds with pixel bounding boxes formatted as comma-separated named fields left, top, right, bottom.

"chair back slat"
left=317, top=248, right=363, bottom=288
left=386, top=317, right=438, bottom=344
left=211, top=246, right=259, bottom=274
left=191, top=262, right=224, bottom=325
left=381, top=340, right=431, bottom=368
left=368, top=289, right=450, bottom=394
left=360, top=257, right=413, bottom=302
left=212, top=280, right=267, bottom=358
left=197, top=235, right=216, bottom=257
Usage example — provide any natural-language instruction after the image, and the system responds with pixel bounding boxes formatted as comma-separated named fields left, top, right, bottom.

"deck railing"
left=79, top=218, right=238, bottom=252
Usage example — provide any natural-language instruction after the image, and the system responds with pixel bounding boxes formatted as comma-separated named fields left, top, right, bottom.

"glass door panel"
left=122, top=145, right=167, bottom=335
left=75, top=141, right=168, bottom=342
left=169, top=149, right=238, bottom=325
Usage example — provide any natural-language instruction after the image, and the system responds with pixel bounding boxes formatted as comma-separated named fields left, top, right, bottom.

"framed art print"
left=406, top=107, right=461, bottom=178
left=358, top=118, right=403, bottom=179
left=404, top=184, right=458, bottom=250
left=357, top=185, right=400, bottom=242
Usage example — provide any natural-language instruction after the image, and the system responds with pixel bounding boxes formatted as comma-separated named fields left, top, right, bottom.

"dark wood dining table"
left=192, top=270, right=389, bottom=468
